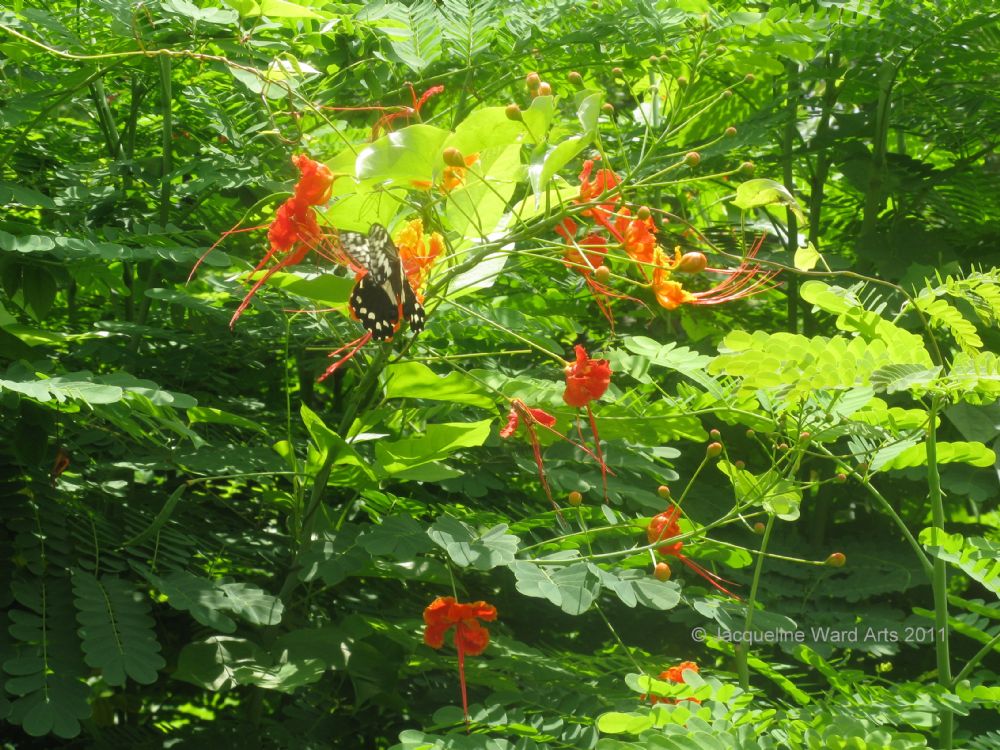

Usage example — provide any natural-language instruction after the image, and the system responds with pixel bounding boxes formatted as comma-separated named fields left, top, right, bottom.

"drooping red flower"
left=563, top=345, right=612, bottom=408
left=612, top=209, right=658, bottom=266
left=644, top=661, right=702, bottom=705
left=647, top=507, right=739, bottom=598
left=198, top=154, right=337, bottom=328
left=423, top=596, right=497, bottom=726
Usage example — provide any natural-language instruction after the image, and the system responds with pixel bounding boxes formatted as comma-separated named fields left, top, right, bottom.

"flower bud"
left=636, top=205, right=651, bottom=221
left=537, top=81, right=553, bottom=96
left=709, top=428, right=721, bottom=440
left=442, top=147, right=466, bottom=168
left=744, top=73, right=756, bottom=83
left=568, top=71, right=583, bottom=87
left=654, top=562, right=672, bottom=581
left=568, top=491, right=583, bottom=506
left=835, top=473, right=847, bottom=483
left=676, top=75, right=689, bottom=87
left=612, top=66, right=623, bottom=77
left=723, top=89, right=733, bottom=98
left=734, top=460, right=745, bottom=470
left=658, top=54, right=669, bottom=64
left=799, top=431, right=811, bottom=442
left=594, top=265, right=611, bottom=282
left=739, top=161, right=755, bottom=175
left=684, top=151, right=701, bottom=167
left=677, top=251, right=707, bottom=274
left=745, top=429, right=755, bottom=439
left=725, top=126, right=737, bottom=137
left=649, top=55, right=659, bottom=65
left=753, top=522, right=766, bottom=535
left=505, top=104, right=523, bottom=121
left=777, top=442, right=789, bottom=451
left=706, top=442, right=723, bottom=458
left=601, top=102, right=614, bottom=114
left=716, top=45, right=727, bottom=53
left=526, top=72, right=541, bottom=90
left=657, top=485, right=670, bottom=499
left=825, top=552, right=846, bottom=568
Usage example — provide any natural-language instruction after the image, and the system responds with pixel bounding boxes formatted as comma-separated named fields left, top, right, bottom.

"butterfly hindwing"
left=351, top=273, right=400, bottom=340
left=344, top=222, right=425, bottom=337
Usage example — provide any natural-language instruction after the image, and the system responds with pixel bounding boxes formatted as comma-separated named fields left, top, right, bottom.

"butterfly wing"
left=351, top=273, right=400, bottom=340
left=343, top=223, right=425, bottom=337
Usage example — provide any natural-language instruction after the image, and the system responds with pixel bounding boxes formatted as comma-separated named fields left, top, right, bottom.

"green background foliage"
left=1, top=0, right=999, bottom=748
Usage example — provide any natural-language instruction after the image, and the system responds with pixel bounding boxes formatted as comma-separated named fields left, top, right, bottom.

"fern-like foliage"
left=440, top=0, right=496, bottom=64
left=71, top=569, right=165, bottom=686
left=3, top=499, right=91, bottom=739
left=361, top=1, right=443, bottom=73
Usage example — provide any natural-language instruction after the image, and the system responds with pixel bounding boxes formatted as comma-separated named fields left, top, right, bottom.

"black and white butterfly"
left=338, top=223, right=425, bottom=341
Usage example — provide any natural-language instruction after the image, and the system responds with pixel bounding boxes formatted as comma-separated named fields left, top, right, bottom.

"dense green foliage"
left=1, top=0, right=999, bottom=748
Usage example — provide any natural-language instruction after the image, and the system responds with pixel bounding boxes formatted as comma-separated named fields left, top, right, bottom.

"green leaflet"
left=71, top=570, right=165, bottom=686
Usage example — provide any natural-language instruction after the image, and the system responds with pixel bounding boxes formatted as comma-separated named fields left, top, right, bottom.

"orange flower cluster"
left=394, top=218, right=444, bottom=295
left=556, top=158, right=776, bottom=321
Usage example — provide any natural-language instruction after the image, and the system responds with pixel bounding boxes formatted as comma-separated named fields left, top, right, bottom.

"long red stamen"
left=317, top=332, right=373, bottom=381
left=677, top=555, right=740, bottom=599
left=187, top=223, right=266, bottom=283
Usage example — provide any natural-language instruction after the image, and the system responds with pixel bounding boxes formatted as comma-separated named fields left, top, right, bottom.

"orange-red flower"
left=563, top=345, right=611, bottom=408
left=578, top=158, right=621, bottom=220
left=441, top=153, right=479, bottom=193
left=645, top=662, right=702, bottom=705
left=394, top=219, right=444, bottom=295
left=651, top=235, right=776, bottom=312
left=647, top=507, right=738, bottom=598
left=225, top=154, right=336, bottom=328
left=562, top=231, right=608, bottom=277
left=612, top=209, right=658, bottom=266
left=423, top=596, right=497, bottom=726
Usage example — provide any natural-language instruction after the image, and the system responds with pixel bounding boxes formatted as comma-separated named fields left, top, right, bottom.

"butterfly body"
left=339, top=224, right=425, bottom=341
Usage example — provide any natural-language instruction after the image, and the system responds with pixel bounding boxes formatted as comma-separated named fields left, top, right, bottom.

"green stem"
left=928, top=397, right=953, bottom=748
left=952, top=632, right=1000, bottom=687
left=736, top=513, right=775, bottom=690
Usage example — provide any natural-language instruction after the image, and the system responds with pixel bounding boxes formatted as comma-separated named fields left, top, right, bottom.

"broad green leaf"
left=509, top=560, right=600, bottom=615
left=732, top=178, right=805, bottom=223
left=519, top=95, right=555, bottom=143
left=717, top=461, right=801, bottom=521
left=383, top=361, right=494, bottom=409
left=445, top=107, right=526, bottom=155
left=217, top=583, right=284, bottom=626
left=359, top=514, right=434, bottom=559
left=356, top=124, right=450, bottom=185
left=881, top=441, right=996, bottom=471
left=226, top=0, right=324, bottom=18
left=427, top=516, right=519, bottom=570
left=375, top=419, right=492, bottom=475
left=793, top=242, right=822, bottom=271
